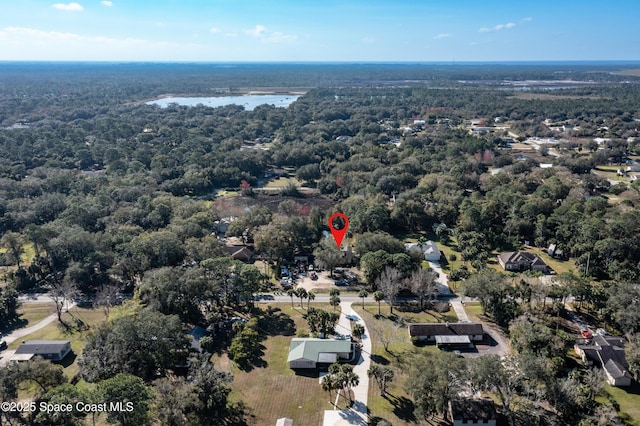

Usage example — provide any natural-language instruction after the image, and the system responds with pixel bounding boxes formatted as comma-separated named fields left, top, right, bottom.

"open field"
left=353, top=304, right=457, bottom=425
left=213, top=303, right=340, bottom=426
left=511, top=92, right=605, bottom=100
left=16, top=302, right=56, bottom=327
left=600, top=383, right=640, bottom=426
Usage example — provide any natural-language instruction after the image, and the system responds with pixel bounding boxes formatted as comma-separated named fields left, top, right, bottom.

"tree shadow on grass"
left=383, top=393, right=416, bottom=422
left=370, top=354, right=390, bottom=365
left=258, top=307, right=295, bottom=336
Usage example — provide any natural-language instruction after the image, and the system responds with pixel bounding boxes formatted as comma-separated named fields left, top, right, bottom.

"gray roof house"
left=287, top=338, right=352, bottom=369
left=11, top=340, right=72, bottom=362
left=408, top=323, right=484, bottom=347
left=497, top=251, right=550, bottom=273
left=449, top=399, right=497, bottom=426
left=575, top=335, right=632, bottom=387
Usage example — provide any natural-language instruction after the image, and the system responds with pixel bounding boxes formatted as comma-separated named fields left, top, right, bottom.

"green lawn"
left=213, top=303, right=341, bottom=426
left=600, top=383, right=640, bottom=425
left=16, top=302, right=56, bottom=327
left=264, top=176, right=301, bottom=189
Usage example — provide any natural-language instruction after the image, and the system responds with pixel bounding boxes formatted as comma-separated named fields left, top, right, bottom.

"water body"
left=147, top=94, right=300, bottom=110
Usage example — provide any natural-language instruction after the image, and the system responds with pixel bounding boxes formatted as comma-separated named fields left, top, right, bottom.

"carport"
left=435, top=335, right=473, bottom=349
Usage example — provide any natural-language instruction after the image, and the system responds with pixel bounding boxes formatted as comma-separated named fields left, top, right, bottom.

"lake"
left=146, top=94, right=301, bottom=110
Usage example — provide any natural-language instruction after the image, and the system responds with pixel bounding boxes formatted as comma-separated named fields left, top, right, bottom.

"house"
left=287, top=338, right=353, bottom=369
left=275, top=418, right=293, bottom=426
left=11, top=340, right=72, bottom=362
left=575, top=335, right=632, bottom=387
left=547, top=244, right=564, bottom=259
left=408, top=323, right=484, bottom=348
left=404, top=241, right=441, bottom=262
left=221, top=245, right=254, bottom=263
left=449, top=399, right=497, bottom=426
left=213, top=217, right=236, bottom=235
left=497, top=252, right=549, bottom=273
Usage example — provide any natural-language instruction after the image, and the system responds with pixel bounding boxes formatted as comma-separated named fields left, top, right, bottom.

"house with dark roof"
left=497, top=251, right=550, bottom=273
left=11, top=340, right=72, bottom=362
left=221, top=245, right=254, bottom=263
left=449, top=398, right=497, bottom=426
left=408, top=323, right=484, bottom=348
left=575, top=335, right=632, bottom=387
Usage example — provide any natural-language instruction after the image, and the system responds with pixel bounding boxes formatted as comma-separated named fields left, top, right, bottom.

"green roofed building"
left=287, top=338, right=353, bottom=369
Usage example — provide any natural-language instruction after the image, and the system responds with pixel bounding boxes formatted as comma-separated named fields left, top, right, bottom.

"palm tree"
left=295, top=287, right=308, bottom=308
left=330, top=295, right=341, bottom=311
left=358, top=289, right=369, bottom=309
left=286, top=288, right=295, bottom=308
left=374, top=291, right=384, bottom=316
left=307, top=290, right=315, bottom=309
left=321, top=374, right=336, bottom=405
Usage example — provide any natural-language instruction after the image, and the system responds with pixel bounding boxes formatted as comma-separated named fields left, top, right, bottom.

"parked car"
left=0, top=340, right=7, bottom=350
left=582, top=330, right=593, bottom=339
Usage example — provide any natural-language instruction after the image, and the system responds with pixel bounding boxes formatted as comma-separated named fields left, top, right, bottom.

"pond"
left=146, top=94, right=301, bottom=110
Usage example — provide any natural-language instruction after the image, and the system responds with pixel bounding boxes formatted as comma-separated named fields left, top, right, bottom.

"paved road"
left=323, top=301, right=371, bottom=426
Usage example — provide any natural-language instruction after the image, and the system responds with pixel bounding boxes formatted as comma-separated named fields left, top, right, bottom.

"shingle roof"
left=14, top=340, right=70, bottom=355
left=408, top=323, right=484, bottom=337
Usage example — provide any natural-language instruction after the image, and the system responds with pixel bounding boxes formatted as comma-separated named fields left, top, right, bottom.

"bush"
left=296, top=328, right=310, bottom=338
left=448, top=253, right=457, bottom=262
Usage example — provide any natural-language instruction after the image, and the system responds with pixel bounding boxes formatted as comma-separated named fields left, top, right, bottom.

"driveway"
left=428, top=261, right=469, bottom=322
left=323, top=301, right=372, bottom=426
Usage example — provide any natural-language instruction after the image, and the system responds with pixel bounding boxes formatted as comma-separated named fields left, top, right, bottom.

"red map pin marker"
left=328, top=213, right=349, bottom=248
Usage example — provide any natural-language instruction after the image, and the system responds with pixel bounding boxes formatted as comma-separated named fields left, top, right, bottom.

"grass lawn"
left=8, top=306, right=107, bottom=380
left=352, top=304, right=457, bottom=425
left=212, top=303, right=341, bottom=426
left=16, top=302, right=56, bottom=327
left=600, top=383, right=640, bottom=425
left=264, top=177, right=301, bottom=189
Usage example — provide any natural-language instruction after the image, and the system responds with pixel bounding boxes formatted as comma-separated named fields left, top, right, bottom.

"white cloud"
left=243, top=24, right=296, bottom=43
left=479, top=21, right=517, bottom=33
left=521, top=17, right=533, bottom=22
left=210, top=27, right=221, bottom=33
left=155, top=22, right=165, bottom=28
left=52, top=2, right=83, bottom=11
left=433, top=33, right=451, bottom=40
left=363, top=36, right=376, bottom=44
left=101, top=1, right=112, bottom=6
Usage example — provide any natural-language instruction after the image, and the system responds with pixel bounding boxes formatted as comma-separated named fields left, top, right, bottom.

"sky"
left=1, top=0, right=639, bottom=62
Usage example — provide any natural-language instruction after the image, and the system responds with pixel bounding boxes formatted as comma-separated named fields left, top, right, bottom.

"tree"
left=461, top=268, right=518, bottom=327
left=330, top=295, right=341, bottom=311
left=369, top=315, right=403, bottom=353
left=94, top=283, right=121, bottom=319
left=80, top=310, right=190, bottom=382
left=34, top=384, right=89, bottom=426
left=307, top=290, right=315, bottom=309
left=410, top=268, right=439, bottom=311
left=286, top=288, right=295, bottom=308
left=373, top=291, right=384, bottom=316
left=358, top=289, right=369, bottom=309
left=367, top=365, right=394, bottom=396
left=190, top=356, right=233, bottom=421
left=352, top=323, right=365, bottom=340
left=376, top=267, right=403, bottom=315
left=321, top=373, right=337, bottom=405
left=405, top=351, right=465, bottom=422
left=295, top=287, right=308, bottom=308
left=49, top=277, right=78, bottom=323
left=1, top=231, right=25, bottom=269
left=98, top=373, right=153, bottom=426
left=625, top=334, right=640, bottom=381
left=313, top=239, right=344, bottom=277
left=152, top=377, right=200, bottom=426
left=328, top=363, right=359, bottom=404
left=305, top=307, right=339, bottom=337
left=467, top=355, right=520, bottom=426
left=16, top=358, right=66, bottom=395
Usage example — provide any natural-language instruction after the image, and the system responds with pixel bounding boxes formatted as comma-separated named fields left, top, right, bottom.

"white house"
left=404, top=241, right=441, bottom=261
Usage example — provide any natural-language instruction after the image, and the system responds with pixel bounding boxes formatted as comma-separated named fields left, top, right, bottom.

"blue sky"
left=1, top=0, right=639, bottom=62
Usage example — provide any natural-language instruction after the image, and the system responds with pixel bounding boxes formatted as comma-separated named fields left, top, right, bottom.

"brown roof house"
left=575, top=335, right=632, bottom=387
left=497, top=252, right=550, bottom=273
left=408, top=323, right=484, bottom=348
left=449, top=398, right=497, bottom=426
left=221, top=245, right=254, bottom=263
